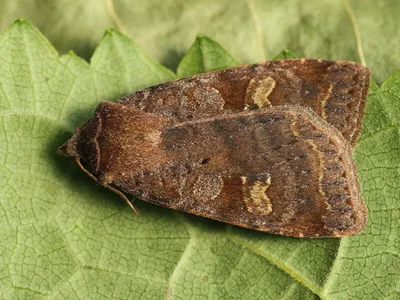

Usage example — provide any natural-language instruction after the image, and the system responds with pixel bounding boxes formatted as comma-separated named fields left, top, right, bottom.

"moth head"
left=58, top=114, right=101, bottom=176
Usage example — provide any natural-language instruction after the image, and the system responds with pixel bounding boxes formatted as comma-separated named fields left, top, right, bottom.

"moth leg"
left=74, top=157, right=139, bottom=215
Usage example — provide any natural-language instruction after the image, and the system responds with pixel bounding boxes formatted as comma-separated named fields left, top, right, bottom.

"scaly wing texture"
left=120, top=59, right=369, bottom=145
left=120, top=107, right=365, bottom=237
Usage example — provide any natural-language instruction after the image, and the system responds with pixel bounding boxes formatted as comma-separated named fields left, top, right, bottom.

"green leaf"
left=0, top=20, right=180, bottom=299
left=273, top=50, right=297, bottom=60
left=1, top=1, right=399, bottom=83
left=177, top=35, right=240, bottom=78
left=0, top=20, right=399, bottom=299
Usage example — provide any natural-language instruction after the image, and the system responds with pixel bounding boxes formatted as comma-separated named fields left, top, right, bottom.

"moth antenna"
left=75, top=157, right=99, bottom=182
left=103, top=183, right=140, bottom=216
left=74, top=157, right=139, bottom=215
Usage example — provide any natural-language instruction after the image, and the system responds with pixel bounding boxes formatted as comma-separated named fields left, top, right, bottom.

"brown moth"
left=58, top=59, right=370, bottom=238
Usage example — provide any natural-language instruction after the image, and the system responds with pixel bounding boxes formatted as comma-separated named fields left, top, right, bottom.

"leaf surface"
left=0, top=21, right=399, bottom=300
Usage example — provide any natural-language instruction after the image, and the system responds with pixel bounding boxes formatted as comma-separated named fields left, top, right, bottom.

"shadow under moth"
left=58, top=59, right=370, bottom=238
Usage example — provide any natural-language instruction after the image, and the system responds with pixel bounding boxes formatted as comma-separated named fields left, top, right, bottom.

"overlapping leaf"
left=1, top=1, right=400, bottom=83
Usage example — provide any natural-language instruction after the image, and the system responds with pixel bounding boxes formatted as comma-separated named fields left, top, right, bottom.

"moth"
left=58, top=59, right=370, bottom=238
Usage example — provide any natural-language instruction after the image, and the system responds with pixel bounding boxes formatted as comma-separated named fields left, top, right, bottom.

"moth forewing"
left=120, top=59, right=370, bottom=146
